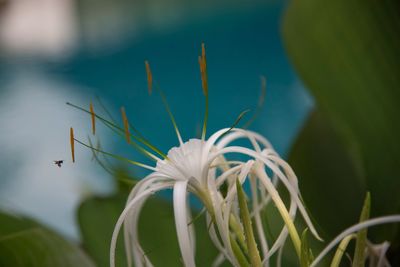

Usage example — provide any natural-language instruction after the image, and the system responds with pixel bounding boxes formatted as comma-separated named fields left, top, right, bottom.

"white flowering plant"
left=69, top=44, right=400, bottom=267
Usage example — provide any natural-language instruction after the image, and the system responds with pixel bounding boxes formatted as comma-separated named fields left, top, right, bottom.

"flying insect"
left=54, top=160, right=64, bottom=167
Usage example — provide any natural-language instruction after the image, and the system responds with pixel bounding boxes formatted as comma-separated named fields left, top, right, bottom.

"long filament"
left=67, top=102, right=167, bottom=159
left=90, top=102, right=96, bottom=135
left=74, top=138, right=156, bottom=171
left=199, top=43, right=209, bottom=140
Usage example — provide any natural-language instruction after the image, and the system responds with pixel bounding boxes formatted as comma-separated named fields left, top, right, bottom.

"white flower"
left=69, top=44, right=400, bottom=267
left=110, top=128, right=321, bottom=267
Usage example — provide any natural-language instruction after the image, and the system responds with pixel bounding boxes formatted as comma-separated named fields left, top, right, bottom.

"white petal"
left=310, top=215, right=400, bottom=267
left=207, top=170, right=237, bottom=265
left=110, top=181, right=173, bottom=267
left=212, top=146, right=321, bottom=240
left=173, top=180, right=196, bottom=267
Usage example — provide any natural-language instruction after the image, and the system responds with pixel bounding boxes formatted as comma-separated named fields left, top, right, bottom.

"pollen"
left=90, top=102, right=96, bottom=135
left=145, top=60, right=153, bottom=95
left=70, top=127, right=75, bottom=163
left=121, top=107, right=131, bottom=144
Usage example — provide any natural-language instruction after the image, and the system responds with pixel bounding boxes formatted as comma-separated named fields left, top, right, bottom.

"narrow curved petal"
left=110, top=182, right=173, bottom=267
left=212, top=146, right=321, bottom=241
left=174, top=180, right=196, bottom=267
left=310, top=215, right=400, bottom=267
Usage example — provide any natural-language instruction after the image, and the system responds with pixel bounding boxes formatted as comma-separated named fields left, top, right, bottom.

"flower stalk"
left=236, top=179, right=262, bottom=267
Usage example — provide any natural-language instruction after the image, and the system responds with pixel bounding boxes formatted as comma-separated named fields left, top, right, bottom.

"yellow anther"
left=145, top=60, right=153, bottom=95
left=121, top=107, right=131, bottom=144
left=90, top=102, right=96, bottom=135
left=70, top=127, right=75, bottom=163
left=198, top=51, right=208, bottom=96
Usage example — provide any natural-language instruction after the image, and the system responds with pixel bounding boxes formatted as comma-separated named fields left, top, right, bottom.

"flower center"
left=156, top=139, right=206, bottom=181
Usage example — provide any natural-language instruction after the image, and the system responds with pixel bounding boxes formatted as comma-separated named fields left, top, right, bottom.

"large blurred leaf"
left=78, top=192, right=228, bottom=267
left=0, top=212, right=94, bottom=267
left=289, top=111, right=366, bottom=239
left=283, top=0, right=400, bottom=240
left=78, top=193, right=128, bottom=267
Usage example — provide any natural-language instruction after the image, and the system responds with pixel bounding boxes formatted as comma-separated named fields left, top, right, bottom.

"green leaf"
left=78, top=193, right=128, bottom=267
left=330, top=234, right=355, bottom=267
left=300, top=228, right=313, bottom=267
left=289, top=111, right=366, bottom=239
left=352, top=192, right=371, bottom=267
left=283, top=0, right=400, bottom=240
left=236, top=179, right=262, bottom=267
left=0, top=212, right=94, bottom=267
left=230, top=233, right=250, bottom=267
left=78, top=192, right=228, bottom=267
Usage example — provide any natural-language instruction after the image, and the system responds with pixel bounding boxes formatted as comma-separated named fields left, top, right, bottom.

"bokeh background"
left=0, top=0, right=312, bottom=239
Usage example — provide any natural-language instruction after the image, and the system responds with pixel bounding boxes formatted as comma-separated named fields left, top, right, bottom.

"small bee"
left=54, top=160, right=64, bottom=168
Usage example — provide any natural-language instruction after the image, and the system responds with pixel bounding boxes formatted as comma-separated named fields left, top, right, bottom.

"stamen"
left=121, top=107, right=131, bottom=144
left=159, top=89, right=184, bottom=146
left=90, top=102, right=96, bottom=135
left=258, top=75, right=267, bottom=107
left=142, top=60, right=184, bottom=146
left=199, top=56, right=207, bottom=96
left=201, top=43, right=206, bottom=62
left=199, top=42, right=209, bottom=140
left=96, top=95, right=116, bottom=123
left=220, top=109, right=250, bottom=138
left=70, top=127, right=75, bottom=163
left=67, top=102, right=167, bottom=159
left=74, top=137, right=156, bottom=171
left=88, top=137, right=139, bottom=186
left=145, top=60, right=153, bottom=95
left=88, top=137, right=114, bottom=175
left=244, top=75, right=267, bottom=129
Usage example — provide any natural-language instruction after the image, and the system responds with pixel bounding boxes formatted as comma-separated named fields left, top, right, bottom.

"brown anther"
left=90, top=102, right=96, bottom=135
left=145, top=60, right=153, bottom=95
left=121, top=107, right=131, bottom=144
left=70, top=127, right=75, bottom=163
left=198, top=46, right=208, bottom=96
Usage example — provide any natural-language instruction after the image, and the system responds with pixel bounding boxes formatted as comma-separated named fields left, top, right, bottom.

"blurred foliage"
left=0, top=212, right=94, bottom=267
left=289, top=111, right=366, bottom=239
left=78, top=193, right=128, bottom=267
left=284, top=0, right=400, bottom=245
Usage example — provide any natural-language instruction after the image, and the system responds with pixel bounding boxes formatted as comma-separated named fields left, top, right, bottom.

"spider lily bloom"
left=69, top=44, right=321, bottom=267
left=108, top=127, right=322, bottom=267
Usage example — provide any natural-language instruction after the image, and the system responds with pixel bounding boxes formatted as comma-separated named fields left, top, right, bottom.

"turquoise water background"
left=0, top=2, right=313, bottom=238
left=56, top=5, right=313, bottom=166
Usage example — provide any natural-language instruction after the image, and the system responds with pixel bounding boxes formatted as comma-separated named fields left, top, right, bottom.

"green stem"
left=255, top=164, right=302, bottom=258
left=330, top=234, right=355, bottom=267
left=230, top=234, right=251, bottom=267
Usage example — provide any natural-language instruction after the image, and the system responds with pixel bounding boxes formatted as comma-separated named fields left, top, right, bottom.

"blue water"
left=0, top=2, right=314, bottom=235
left=50, top=5, right=313, bottom=173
